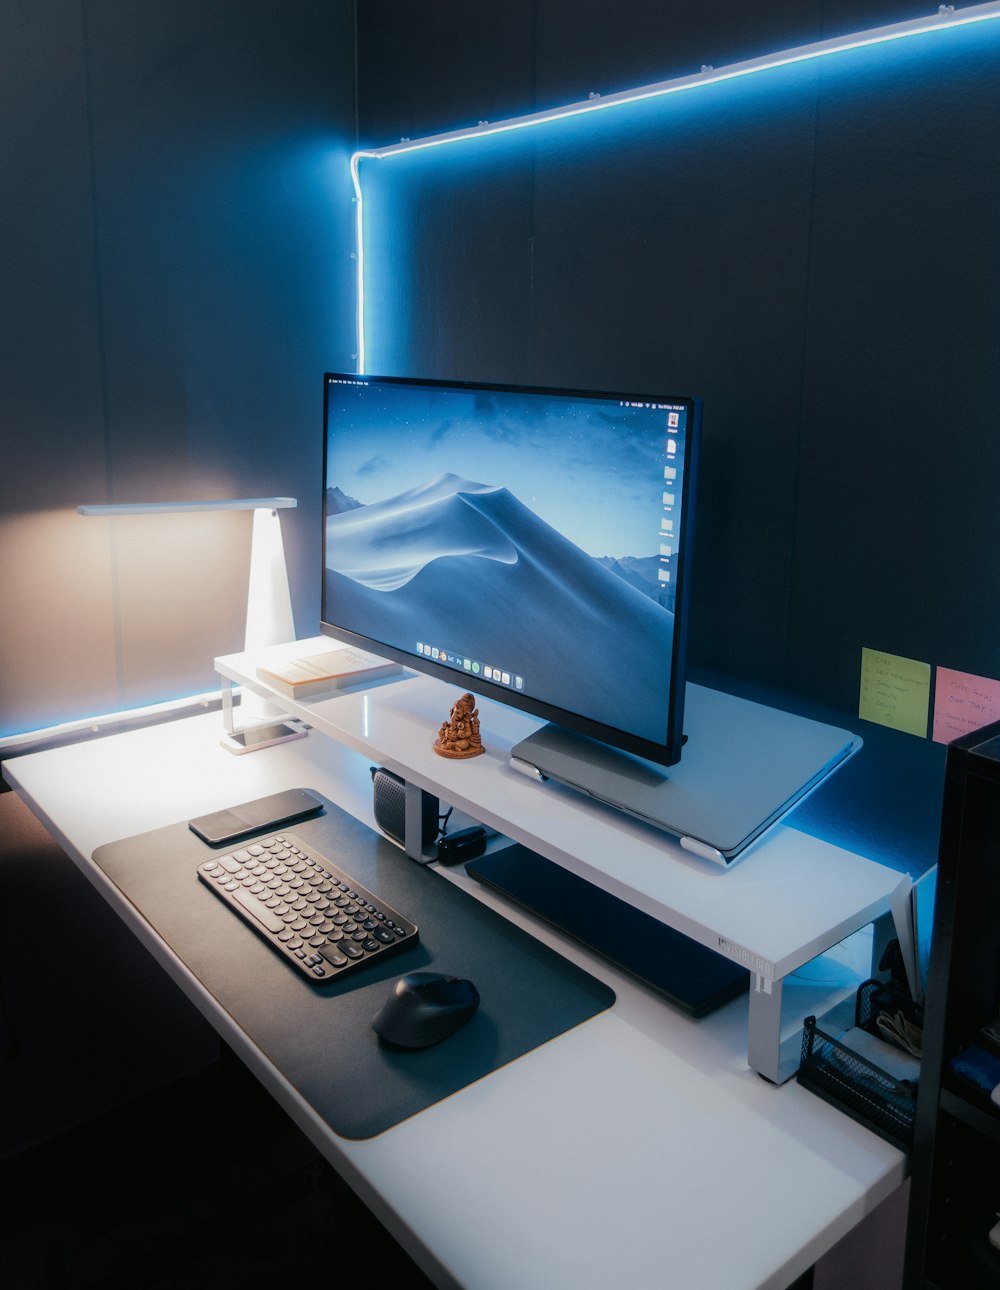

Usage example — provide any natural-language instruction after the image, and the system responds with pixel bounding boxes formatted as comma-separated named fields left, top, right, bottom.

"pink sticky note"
left=933, top=667, right=1000, bottom=744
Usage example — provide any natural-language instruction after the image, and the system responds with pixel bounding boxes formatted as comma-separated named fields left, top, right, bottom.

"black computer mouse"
left=372, top=971, right=480, bottom=1049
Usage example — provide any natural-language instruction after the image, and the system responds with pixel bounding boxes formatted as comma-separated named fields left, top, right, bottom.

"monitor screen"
left=321, top=372, right=700, bottom=766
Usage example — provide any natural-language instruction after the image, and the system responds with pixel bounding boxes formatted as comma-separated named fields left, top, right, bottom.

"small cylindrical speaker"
left=370, top=766, right=438, bottom=850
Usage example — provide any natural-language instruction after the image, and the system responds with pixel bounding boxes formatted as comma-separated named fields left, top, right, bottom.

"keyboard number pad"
left=197, top=831, right=418, bottom=982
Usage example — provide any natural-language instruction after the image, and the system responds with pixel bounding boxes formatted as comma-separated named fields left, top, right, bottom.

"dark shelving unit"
left=904, top=717, right=1000, bottom=1289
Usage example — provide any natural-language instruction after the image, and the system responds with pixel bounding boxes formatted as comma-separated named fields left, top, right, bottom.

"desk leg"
left=746, top=975, right=803, bottom=1085
left=748, top=975, right=783, bottom=1083
left=221, top=675, right=237, bottom=737
left=217, top=673, right=307, bottom=752
left=749, top=913, right=899, bottom=1084
left=403, top=782, right=440, bottom=865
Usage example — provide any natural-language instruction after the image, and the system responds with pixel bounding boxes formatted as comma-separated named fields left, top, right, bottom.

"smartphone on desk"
left=189, top=788, right=323, bottom=846
left=220, top=719, right=307, bottom=755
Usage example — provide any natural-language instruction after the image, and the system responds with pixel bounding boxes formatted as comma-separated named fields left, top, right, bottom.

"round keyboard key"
left=362, top=938, right=380, bottom=953
left=278, top=929, right=294, bottom=942
left=340, top=943, right=364, bottom=959
left=375, top=929, right=395, bottom=944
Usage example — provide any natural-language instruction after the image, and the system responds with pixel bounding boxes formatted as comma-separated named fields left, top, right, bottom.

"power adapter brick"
left=436, top=826, right=487, bottom=864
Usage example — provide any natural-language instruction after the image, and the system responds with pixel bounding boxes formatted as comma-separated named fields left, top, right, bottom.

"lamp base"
left=220, top=719, right=308, bottom=756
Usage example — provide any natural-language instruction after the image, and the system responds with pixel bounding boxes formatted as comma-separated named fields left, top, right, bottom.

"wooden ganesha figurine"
left=434, top=691, right=485, bottom=759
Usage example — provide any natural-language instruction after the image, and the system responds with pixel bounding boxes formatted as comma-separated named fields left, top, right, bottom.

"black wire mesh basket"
left=797, top=978, right=923, bottom=1152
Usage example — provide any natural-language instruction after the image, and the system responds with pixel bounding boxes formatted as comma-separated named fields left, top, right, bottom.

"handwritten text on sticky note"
left=859, top=648, right=931, bottom=737
left=933, top=666, right=1000, bottom=744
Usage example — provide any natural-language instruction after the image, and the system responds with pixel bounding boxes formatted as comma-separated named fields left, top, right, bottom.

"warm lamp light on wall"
left=77, top=496, right=305, bottom=752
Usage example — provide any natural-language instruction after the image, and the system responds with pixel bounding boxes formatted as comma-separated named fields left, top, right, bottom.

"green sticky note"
left=859, top=647, right=931, bottom=737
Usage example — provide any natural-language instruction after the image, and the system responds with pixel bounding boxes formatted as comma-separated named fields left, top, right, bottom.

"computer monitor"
left=321, top=372, right=701, bottom=767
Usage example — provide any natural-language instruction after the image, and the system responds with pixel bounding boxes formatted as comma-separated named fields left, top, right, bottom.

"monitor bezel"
left=320, top=371, right=700, bottom=767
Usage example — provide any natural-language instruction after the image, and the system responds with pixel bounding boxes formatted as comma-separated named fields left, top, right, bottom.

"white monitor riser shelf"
left=216, top=637, right=911, bottom=1084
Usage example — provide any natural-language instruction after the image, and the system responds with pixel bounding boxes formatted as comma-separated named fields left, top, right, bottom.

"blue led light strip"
left=350, top=0, right=1000, bottom=372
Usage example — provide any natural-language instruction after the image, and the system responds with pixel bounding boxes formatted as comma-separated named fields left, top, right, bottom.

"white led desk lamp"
left=77, top=497, right=305, bottom=753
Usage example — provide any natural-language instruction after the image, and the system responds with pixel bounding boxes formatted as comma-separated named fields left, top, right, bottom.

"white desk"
left=4, top=703, right=907, bottom=1290
left=218, top=641, right=911, bottom=1084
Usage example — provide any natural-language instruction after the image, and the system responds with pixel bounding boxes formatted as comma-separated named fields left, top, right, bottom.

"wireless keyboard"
left=197, top=831, right=418, bottom=981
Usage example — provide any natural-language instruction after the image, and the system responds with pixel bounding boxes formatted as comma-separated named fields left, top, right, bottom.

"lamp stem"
left=242, top=507, right=296, bottom=722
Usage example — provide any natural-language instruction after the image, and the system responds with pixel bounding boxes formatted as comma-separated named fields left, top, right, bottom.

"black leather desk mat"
left=93, top=791, right=615, bottom=1140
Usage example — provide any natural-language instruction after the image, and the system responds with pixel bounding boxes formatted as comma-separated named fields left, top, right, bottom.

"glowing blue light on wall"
left=350, top=0, right=1000, bottom=373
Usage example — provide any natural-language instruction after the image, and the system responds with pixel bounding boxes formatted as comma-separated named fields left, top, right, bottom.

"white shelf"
left=217, top=638, right=910, bottom=1082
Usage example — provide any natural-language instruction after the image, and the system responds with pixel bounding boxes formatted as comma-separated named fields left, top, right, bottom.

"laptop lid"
left=510, top=684, right=862, bottom=864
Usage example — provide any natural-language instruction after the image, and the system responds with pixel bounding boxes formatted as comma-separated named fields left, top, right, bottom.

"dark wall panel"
left=0, top=0, right=120, bottom=731
left=1, top=0, right=356, bottom=735
left=357, top=0, right=537, bottom=145
left=790, top=22, right=1000, bottom=712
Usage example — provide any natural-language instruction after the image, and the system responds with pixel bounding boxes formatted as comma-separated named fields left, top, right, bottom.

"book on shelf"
left=256, top=647, right=403, bottom=699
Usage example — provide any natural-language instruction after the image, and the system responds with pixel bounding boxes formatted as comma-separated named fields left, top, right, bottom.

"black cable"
left=436, top=806, right=454, bottom=840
